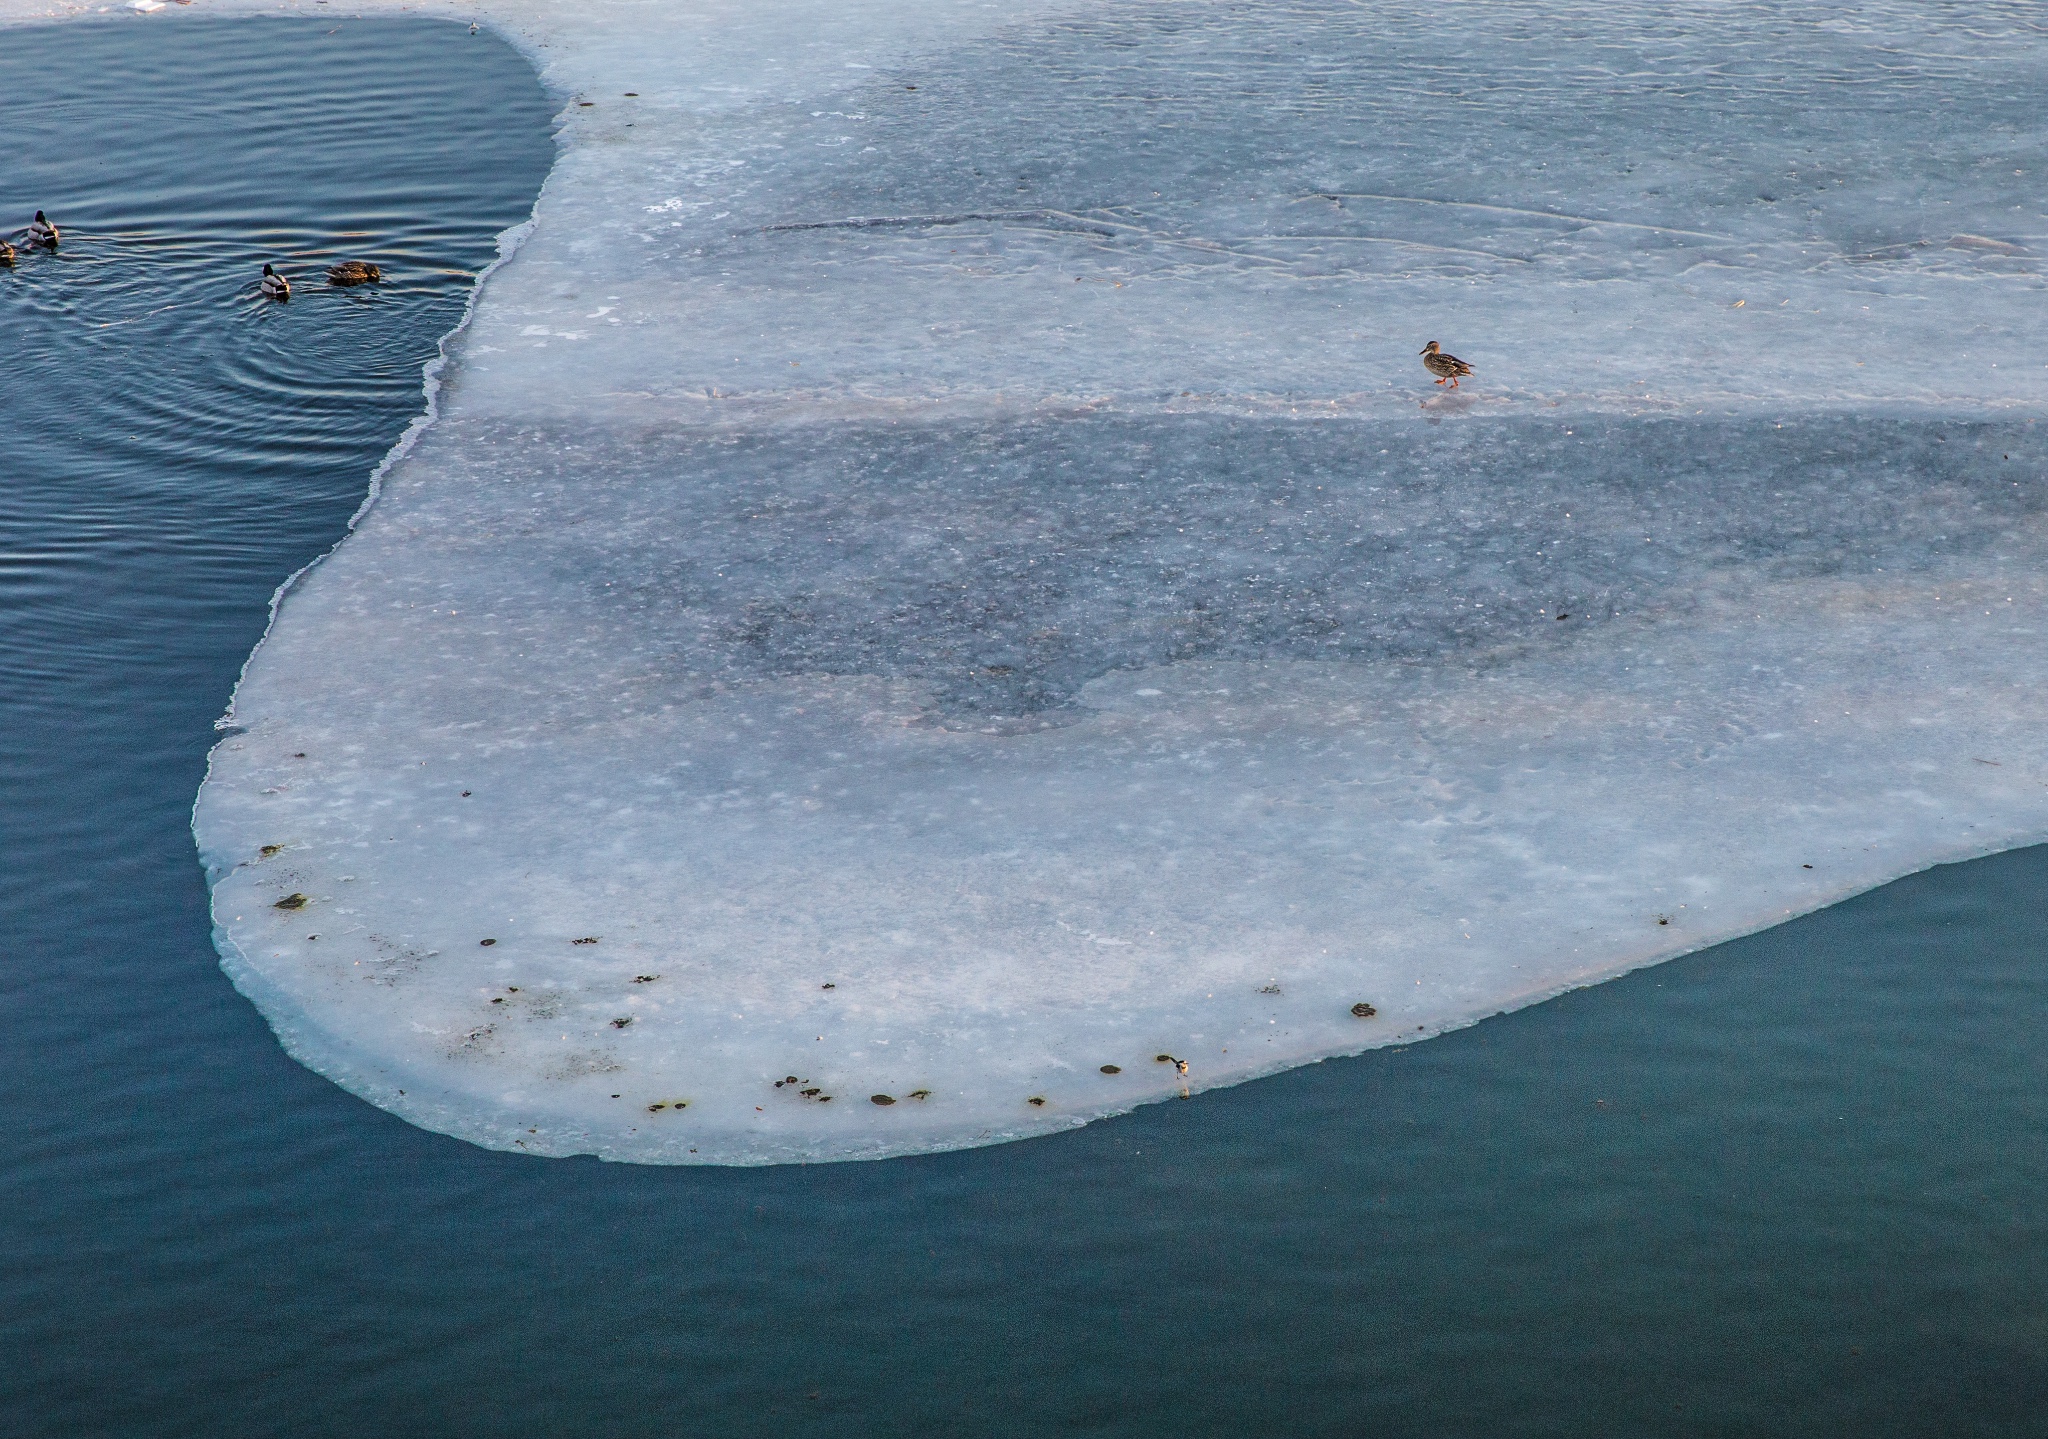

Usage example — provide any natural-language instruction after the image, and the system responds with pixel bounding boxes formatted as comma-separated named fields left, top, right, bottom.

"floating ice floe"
left=25, top=0, right=2048, bottom=1162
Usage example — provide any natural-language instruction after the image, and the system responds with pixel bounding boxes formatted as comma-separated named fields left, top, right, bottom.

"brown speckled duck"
left=1420, top=340, right=1473, bottom=388
left=327, top=259, right=381, bottom=286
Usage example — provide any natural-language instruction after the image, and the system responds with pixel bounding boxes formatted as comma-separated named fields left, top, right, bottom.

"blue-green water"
left=2, top=16, right=2045, bottom=1436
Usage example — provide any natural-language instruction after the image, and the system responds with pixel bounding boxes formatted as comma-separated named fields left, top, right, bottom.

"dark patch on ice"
left=426, top=413, right=2047, bottom=723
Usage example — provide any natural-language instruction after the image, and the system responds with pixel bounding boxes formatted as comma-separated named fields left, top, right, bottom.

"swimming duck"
left=0, top=239, right=14, bottom=268
left=326, top=259, right=381, bottom=287
left=1419, top=340, right=1472, bottom=388
left=28, top=211, right=58, bottom=248
left=260, top=263, right=290, bottom=301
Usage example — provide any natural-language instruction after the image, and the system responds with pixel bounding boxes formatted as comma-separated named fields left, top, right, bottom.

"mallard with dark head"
left=327, top=260, right=381, bottom=287
left=1419, top=340, right=1472, bottom=388
left=27, top=211, right=59, bottom=248
left=260, top=263, right=291, bottom=301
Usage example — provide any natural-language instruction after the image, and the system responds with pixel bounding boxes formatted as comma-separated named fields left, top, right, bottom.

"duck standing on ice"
left=27, top=210, right=59, bottom=248
left=260, top=263, right=291, bottom=301
left=1419, top=340, right=1472, bottom=389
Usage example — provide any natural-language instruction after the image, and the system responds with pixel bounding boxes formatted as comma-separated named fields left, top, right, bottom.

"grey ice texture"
left=49, top=0, right=2043, bottom=1161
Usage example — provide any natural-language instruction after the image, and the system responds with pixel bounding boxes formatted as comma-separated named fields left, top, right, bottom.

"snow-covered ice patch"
left=197, top=411, right=2048, bottom=1162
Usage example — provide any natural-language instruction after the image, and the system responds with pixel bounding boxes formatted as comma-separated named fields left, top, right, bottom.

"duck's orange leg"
left=1434, top=376, right=1446, bottom=385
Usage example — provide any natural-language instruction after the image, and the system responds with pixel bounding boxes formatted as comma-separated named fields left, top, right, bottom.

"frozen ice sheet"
left=12, top=0, right=2045, bottom=1161
left=197, top=412, right=2048, bottom=1163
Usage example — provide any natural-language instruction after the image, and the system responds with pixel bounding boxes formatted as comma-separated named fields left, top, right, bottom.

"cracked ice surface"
left=57, top=0, right=2048, bottom=1160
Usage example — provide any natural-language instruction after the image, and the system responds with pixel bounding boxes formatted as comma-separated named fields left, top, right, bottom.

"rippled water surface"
left=3, top=15, right=2045, bottom=1437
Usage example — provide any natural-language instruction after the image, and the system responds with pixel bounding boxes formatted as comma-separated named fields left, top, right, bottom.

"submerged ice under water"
left=126, top=0, right=2048, bottom=1161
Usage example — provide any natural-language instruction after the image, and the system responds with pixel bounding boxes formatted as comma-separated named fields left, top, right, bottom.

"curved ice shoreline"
left=12, top=0, right=2045, bottom=1162
left=196, top=478, right=2048, bottom=1163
